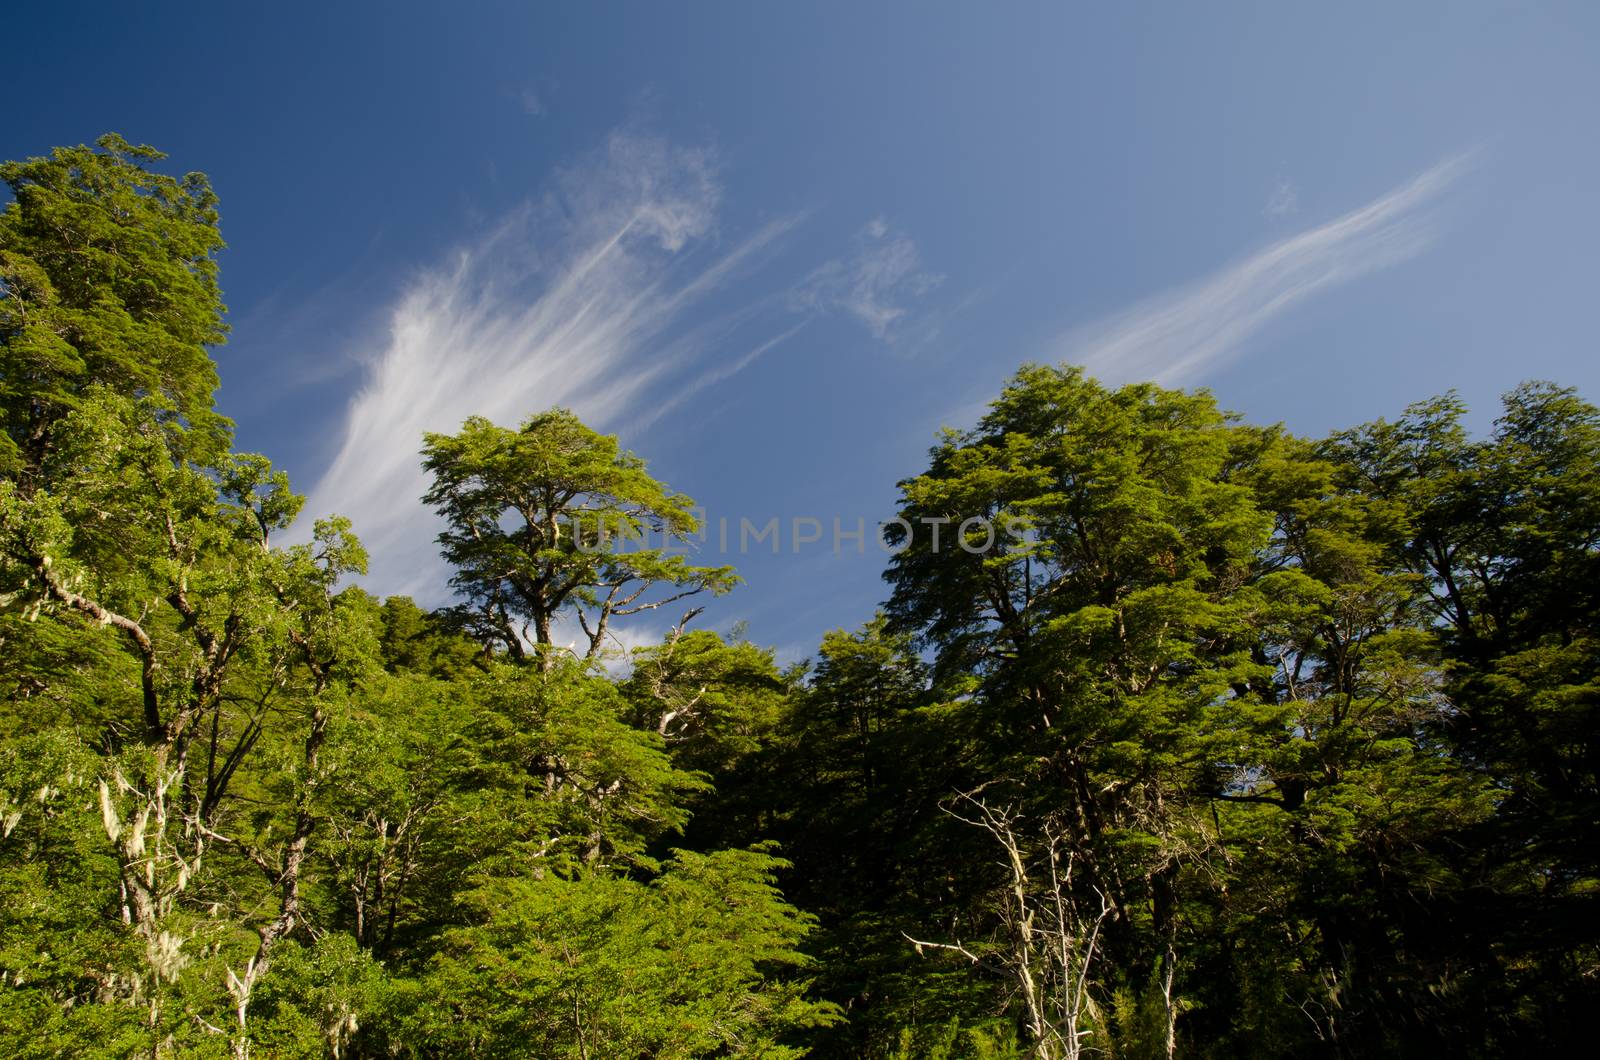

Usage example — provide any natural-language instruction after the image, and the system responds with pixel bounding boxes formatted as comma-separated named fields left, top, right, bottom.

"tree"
left=0, top=389, right=371, bottom=1056
left=752, top=617, right=992, bottom=1057
left=880, top=365, right=1270, bottom=1055
left=904, top=791, right=1115, bottom=1060
left=6, top=127, right=1598, bottom=1057
left=374, top=594, right=483, bottom=677
left=1319, top=382, right=1600, bottom=1049
left=1189, top=427, right=1495, bottom=1055
left=399, top=847, right=837, bottom=1058
left=1, top=135, right=229, bottom=479
left=421, top=411, right=735, bottom=668
left=466, top=658, right=707, bottom=873
left=624, top=622, right=789, bottom=777
left=874, top=365, right=1512, bottom=1056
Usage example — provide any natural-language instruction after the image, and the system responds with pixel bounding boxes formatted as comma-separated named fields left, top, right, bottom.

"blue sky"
left=7, top=1, right=1599, bottom=659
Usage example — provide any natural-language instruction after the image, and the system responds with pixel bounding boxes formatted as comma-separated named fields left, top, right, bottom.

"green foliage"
left=375, top=594, right=483, bottom=677
left=0, top=730, right=146, bottom=1057
left=625, top=627, right=790, bottom=776
left=248, top=936, right=389, bottom=1059
left=421, top=410, right=736, bottom=665
left=845, top=364, right=1586, bottom=1056
left=465, top=658, right=708, bottom=873
left=887, top=1018, right=1022, bottom=1059
left=397, top=847, right=837, bottom=1058
left=1, top=134, right=229, bottom=477
left=0, top=135, right=843, bottom=1060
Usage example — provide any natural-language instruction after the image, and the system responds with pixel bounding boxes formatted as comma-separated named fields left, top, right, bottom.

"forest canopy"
left=2, top=136, right=1596, bottom=1059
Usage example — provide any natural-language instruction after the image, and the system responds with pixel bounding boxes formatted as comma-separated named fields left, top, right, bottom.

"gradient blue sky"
left=7, top=2, right=1598, bottom=658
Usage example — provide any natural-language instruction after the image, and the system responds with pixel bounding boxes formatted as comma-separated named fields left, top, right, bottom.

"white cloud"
left=296, top=131, right=789, bottom=600
left=794, top=217, right=941, bottom=341
left=1065, top=151, right=1475, bottom=386
left=637, top=319, right=810, bottom=430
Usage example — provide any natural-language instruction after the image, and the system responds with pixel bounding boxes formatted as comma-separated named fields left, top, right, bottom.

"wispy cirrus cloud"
left=794, top=217, right=942, bottom=341
left=297, top=131, right=794, bottom=599
left=1066, top=151, right=1476, bottom=386
left=638, top=318, right=811, bottom=431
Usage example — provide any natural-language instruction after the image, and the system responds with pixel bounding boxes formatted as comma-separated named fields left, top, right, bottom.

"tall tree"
left=0, top=135, right=229, bottom=479
left=1322, top=383, right=1600, bottom=1049
left=881, top=366, right=1272, bottom=1048
left=0, top=134, right=845, bottom=1060
left=759, top=617, right=992, bottom=1057
left=421, top=410, right=735, bottom=668
left=0, top=389, right=368, bottom=1056
left=874, top=365, right=1508, bottom=1057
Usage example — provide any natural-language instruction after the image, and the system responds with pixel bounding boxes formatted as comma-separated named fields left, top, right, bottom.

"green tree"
left=399, top=847, right=836, bottom=1058
left=1, top=135, right=228, bottom=478
left=624, top=624, right=790, bottom=777
left=1184, top=428, right=1494, bottom=1055
left=1319, top=382, right=1600, bottom=1050
left=421, top=410, right=735, bottom=668
left=0, top=389, right=372, bottom=1056
left=763, top=617, right=988, bottom=1057
left=1, top=133, right=847, bottom=1060
left=375, top=593, right=484, bottom=677
left=872, top=365, right=1508, bottom=1057
left=881, top=365, right=1269, bottom=1055
left=6, top=127, right=1598, bottom=1059
left=467, top=658, right=707, bottom=873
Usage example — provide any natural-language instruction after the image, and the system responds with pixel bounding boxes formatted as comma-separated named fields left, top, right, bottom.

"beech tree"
left=0, top=389, right=370, bottom=1056
left=421, top=411, right=735, bottom=667
left=624, top=624, right=789, bottom=776
left=0, top=135, right=229, bottom=479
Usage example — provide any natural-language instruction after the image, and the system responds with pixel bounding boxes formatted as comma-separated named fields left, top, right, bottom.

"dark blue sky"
left=7, top=2, right=1599, bottom=658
